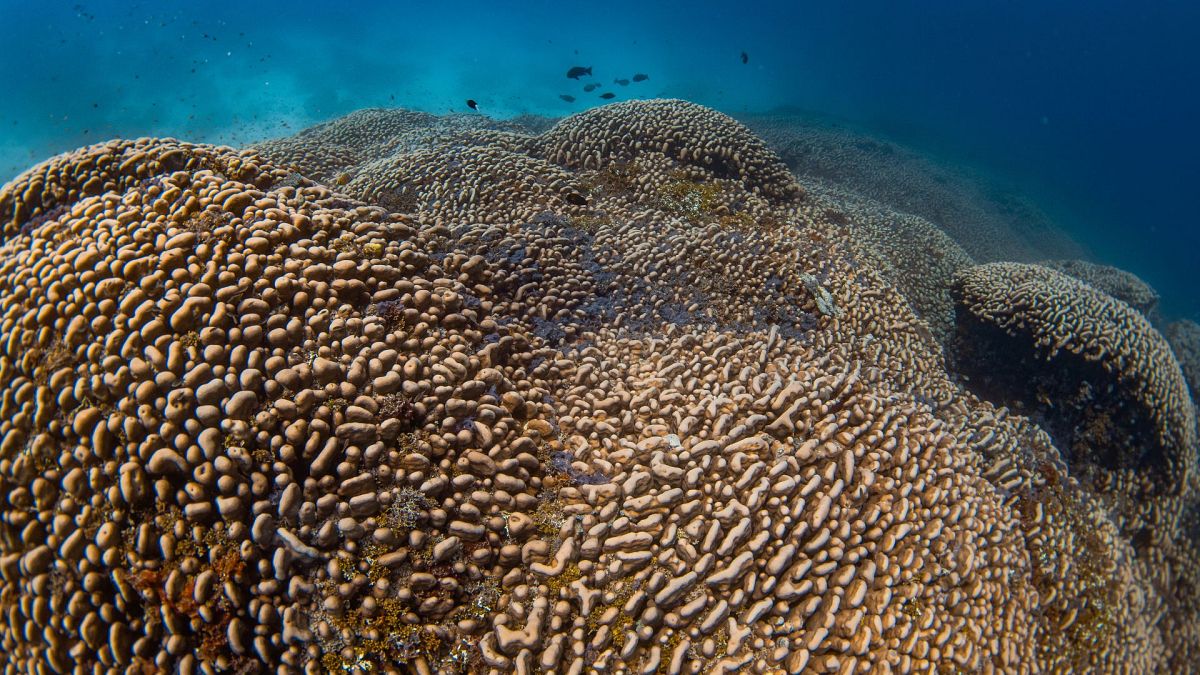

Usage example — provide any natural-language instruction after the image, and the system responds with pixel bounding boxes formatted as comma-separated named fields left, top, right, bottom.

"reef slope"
left=0, top=100, right=1196, bottom=673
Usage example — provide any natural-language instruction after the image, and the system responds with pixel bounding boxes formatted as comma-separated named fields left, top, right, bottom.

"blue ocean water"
left=0, top=0, right=1197, bottom=316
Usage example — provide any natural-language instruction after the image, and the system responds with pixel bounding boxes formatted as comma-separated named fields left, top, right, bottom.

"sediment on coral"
left=0, top=102, right=1195, bottom=674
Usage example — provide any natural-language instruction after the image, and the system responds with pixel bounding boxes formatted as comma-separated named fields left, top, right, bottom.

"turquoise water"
left=2, top=1, right=1197, bottom=318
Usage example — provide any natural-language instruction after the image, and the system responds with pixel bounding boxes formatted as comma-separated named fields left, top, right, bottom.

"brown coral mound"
left=953, top=262, right=1196, bottom=502
left=248, top=108, right=536, bottom=185
left=254, top=99, right=802, bottom=236
left=1167, top=319, right=1200, bottom=399
left=344, top=145, right=584, bottom=226
left=0, top=137, right=294, bottom=240
left=532, top=99, right=802, bottom=201
left=800, top=182, right=975, bottom=343
left=1039, top=259, right=1161, bottom=318
left=0, top=105, right=1196, bottom=674
left=0, top=138, right=579, bottom=672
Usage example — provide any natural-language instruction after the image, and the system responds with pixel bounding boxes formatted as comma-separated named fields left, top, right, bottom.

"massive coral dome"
left=0, top=100, right=1196, bottom=673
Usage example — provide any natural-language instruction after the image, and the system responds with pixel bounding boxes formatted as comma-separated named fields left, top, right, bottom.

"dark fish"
left=567, top=66, right=592, bottom=79
left=565, top=193, right=588, bottom=206
left=583, top=83, right=601, bottom=92
left=613, top=78, right=629, bottom=86
left=559, top=94, right=576, bottom=102
left=632, top=73, right=649, bottom=82
left=741, top=51, right=749, bottom=64
left=466, top=99, right=479, bottom=111
left=599, top=92, right=616, bottom=99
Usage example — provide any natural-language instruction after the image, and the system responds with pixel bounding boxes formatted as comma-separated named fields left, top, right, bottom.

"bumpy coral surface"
left=532, top=100, right=802, bottom=201
left=0, top=101, right=1196, bottom=674
left=248, top=108, right=536, bottom=187
left=1039, top=259, right=1161, bottom=319
left=953, top=263, right=1196, bottom=514
left=1167, top=320, right=1200, bottom=399
left=798, top=182, right=974, bottom=343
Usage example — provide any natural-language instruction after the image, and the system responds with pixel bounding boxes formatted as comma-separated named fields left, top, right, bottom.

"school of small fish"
left=472, top=52, right=748, bottom=111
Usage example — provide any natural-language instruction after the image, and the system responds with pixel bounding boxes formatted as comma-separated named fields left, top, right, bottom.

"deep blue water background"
left=1, top=1, right=1196, bottom=317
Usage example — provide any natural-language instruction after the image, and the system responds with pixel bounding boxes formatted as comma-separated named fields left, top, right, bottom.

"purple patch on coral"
left=549, top=450, right=610, bottom=485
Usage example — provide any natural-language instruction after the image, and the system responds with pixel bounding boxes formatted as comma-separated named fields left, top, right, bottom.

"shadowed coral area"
left=953, top=262, right=1195, bottom=502
left=0, top=101, right=1197, bottom=673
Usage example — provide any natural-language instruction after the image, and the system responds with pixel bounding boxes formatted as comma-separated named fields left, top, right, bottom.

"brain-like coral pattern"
left=953, top=262, right=1196, bottom=507
left=1167, top=320, right=1200, bottom=399
left=249, top=108, right=536, bottom=185
left=345, top=145, right=584, bottom=226
left=477, top=329, right=1043, bottom=673
left=1039, top=259, right=1161, bottom=318
left=0, top=103, right=1196, bottom=674
left=800, top=182, right=974, bottom=343
left=0, top=137, right=293, bottom=241
left=532, top=100, right=802, bottom=201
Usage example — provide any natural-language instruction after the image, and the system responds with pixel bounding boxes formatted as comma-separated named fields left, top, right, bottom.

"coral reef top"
left=0, top=100, right=1197, bottom=673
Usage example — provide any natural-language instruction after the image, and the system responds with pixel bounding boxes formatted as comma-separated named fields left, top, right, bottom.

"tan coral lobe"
left=0, top=100, right=1195, bottom=674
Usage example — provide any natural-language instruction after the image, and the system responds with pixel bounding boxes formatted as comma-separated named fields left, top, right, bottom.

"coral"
left=1039, top=258, right=1161, bottom=318
left=798, top=181, right=974, bottom=342
left=0, top=104, right=1193, bottom=675
left=1166, top=319, right=1200, bottom=399
left=247, top=108, right=536, bottom=185
left=953, top=262, right=1197, bottom=527
left=343, top=144, right=584, bottom=226
left=532, top=99, right=803, bottom=201
left=0, top=137, right=292, bottom=240
left=741, top=111, right=1084, bottom=262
